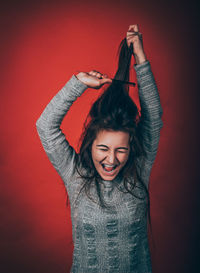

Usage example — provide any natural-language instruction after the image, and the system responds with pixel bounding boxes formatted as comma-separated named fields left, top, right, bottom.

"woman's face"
left=91, top=130, right=130, bottom=181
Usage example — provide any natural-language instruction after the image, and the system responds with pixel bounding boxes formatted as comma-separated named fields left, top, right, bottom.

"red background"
left=1, top=0, right=199, bottom=272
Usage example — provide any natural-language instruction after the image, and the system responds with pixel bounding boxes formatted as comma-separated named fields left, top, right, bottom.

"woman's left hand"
left=126, top=24, right=147, bottom=65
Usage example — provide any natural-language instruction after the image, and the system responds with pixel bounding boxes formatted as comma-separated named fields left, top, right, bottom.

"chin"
left=100, top=174, right=117, bottom=181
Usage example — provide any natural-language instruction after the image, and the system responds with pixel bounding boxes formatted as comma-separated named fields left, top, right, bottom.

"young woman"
left=36, top=24, right=163, bottom=273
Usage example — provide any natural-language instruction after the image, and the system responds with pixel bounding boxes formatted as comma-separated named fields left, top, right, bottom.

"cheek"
left=92, top=147, right=103, bottom=162
left=118, top=153, right=130, bottom=165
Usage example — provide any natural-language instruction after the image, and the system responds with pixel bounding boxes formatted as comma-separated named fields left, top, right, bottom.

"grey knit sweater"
left=36, top=61, right=163, bottom=273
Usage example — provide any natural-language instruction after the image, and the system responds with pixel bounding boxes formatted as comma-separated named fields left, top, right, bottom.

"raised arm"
left=127, top=24, right=163, bottom=187
left=135, top=61, right=163, bottom=186
left=36, top=76, right=88, bottom=185
left=36, top=72, right=112, bottom=188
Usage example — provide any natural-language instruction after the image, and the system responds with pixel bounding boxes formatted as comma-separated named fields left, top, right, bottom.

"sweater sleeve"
left=134, top=61, right=163, bottom=188
left=36, top=75, right=88, bottom=187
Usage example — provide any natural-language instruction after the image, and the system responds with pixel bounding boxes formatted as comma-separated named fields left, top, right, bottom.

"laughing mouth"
left=101, top=164, right=118, bottom=173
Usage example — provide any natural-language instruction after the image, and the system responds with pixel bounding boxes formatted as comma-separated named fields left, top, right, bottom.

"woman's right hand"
left=76, top=70, right=112, bottom=89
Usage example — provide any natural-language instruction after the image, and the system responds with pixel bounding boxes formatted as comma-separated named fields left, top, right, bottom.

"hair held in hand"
left=77, top=38, right=149, bottom=216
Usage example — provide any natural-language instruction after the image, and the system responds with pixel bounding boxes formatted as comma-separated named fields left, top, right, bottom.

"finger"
left=96, top=72, right=103, bottom=79
left=126, top=34, right=143, bottom=46
left=127, top=31, right=142, bottom=38
left=88, top=70, right=97, bottom=75
left=89, top=71, right=98, bottom=77
left=126, top=37, right=137, bottom=44
left=100, top=78, right=112, bottom=85
left=88, top=70, right=103, bottom=78
left=128, top=24, right=139, bottom=32
left=127, top=35, right=139, bottom=41
left=127, top=35, right=142, bottom=43
left=126, top=35, right=140, bottom=46
left=127, top=31, right=141, bottom=36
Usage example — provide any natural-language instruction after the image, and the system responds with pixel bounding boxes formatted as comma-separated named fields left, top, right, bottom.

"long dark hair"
left=75, top=38, right=151, bottom=228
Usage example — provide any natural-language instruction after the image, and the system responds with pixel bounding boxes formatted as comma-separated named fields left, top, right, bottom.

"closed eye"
left=117, top=150, right=128, bottom=153
left=117, top=147, right=129, bottom=153
left=96, top=145, right=108, bottom=151
left=99, top=148, right=108, bottom=151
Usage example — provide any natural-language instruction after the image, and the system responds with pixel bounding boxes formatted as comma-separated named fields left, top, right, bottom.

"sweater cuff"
left=134, top=60, right=152, bottom=83
left=134, top=60, right=150, bottom=73
left=64, top=75, right=88, bottom=97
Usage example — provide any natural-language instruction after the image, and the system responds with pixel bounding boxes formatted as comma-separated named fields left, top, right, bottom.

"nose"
left=107, top=150, right=116, bottom=164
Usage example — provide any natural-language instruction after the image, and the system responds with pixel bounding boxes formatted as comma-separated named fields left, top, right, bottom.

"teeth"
left=102, top=164, right=117, bottom=173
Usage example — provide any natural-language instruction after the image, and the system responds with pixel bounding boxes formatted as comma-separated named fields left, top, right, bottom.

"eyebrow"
left=96, top=144, right=129, bottom=150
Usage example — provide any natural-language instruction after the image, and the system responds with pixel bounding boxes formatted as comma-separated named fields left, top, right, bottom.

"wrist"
left=75, top=72, right=87, bottom=86
left=72, top=74, right=88, bottom=90
left=135, top=52, right=147, bottom=65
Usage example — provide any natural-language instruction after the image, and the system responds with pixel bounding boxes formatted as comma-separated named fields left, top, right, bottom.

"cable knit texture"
left=36, top=61, right=163, bottom=273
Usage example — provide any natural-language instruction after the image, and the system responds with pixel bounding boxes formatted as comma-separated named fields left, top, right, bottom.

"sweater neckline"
left=101, top=176, right=121, bottom=188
